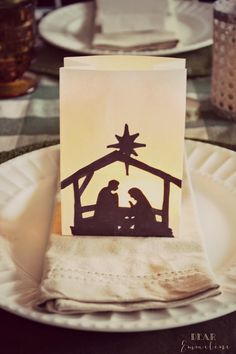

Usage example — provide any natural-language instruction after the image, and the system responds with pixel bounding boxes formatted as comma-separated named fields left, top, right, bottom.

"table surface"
left=0, top=307, right=235, bottom=354
left=0, top=9, right=236, bottom=353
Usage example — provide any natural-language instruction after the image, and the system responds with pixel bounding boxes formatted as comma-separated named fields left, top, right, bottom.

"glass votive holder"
left=211, top=0, right=236, bottom=120
left=0, top=0, right=37, bottom=98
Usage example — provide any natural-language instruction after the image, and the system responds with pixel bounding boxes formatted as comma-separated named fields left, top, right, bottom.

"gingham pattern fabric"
left=0, top=75, right=235, bottom=153
left=0, top=76, right=59, bottom=153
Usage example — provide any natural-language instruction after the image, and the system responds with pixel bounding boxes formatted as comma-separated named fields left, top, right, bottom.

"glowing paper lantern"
left=60, top=56, right=186, bottom=237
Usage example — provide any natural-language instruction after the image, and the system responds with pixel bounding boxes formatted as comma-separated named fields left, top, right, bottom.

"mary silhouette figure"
left=128, top=187, right=157, bottom=235
left=94, top=180, right=120, bottom=235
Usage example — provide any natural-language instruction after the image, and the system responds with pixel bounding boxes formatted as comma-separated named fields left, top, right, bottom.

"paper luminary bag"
left=60, top=56, right=186, bottom=237
left=37, top=64, right=220, bottom=314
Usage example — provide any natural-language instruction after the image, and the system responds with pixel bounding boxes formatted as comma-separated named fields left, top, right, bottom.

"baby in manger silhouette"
left=94, top=181, right=158, bottom=236
left=61, top=124, right=182, bottom=237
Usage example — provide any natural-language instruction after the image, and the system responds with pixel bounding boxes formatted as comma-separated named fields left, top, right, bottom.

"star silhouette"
left=107, top=124, right=146, bottom=175
left=107, top=124, right=146, bottom=156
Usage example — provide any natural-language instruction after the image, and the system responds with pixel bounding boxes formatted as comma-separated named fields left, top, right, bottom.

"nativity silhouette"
left=94, top=181, right=159, bottom=236
left=61, top=124, right=182, bottom=237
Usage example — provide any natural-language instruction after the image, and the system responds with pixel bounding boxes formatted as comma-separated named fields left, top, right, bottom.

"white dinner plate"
left=0, top=140, right=236, bottom=332
left=39, top=1, right=213, bottom=56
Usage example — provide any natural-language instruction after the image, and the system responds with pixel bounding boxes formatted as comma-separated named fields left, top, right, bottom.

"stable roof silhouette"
left=61, top=124, right=181, bottom=190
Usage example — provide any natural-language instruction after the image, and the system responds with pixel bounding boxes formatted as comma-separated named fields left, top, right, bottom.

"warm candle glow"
left=60, top=56, right=186, bottom=237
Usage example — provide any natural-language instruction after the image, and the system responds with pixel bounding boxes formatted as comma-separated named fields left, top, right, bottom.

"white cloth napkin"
left=36, top=158, right=220, bottom=314
left=92, top=30, right=179, bottom=51
left=92, top=0, right=180, bottom=51
left=95, top=0, right=168, bottom=34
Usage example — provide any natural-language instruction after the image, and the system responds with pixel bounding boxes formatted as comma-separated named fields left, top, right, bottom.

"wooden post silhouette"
left=79, top=172, right=94, bottom=196
left=162, top=179, right=170, bottom=228
left=73, top=180, right=82, bottom=227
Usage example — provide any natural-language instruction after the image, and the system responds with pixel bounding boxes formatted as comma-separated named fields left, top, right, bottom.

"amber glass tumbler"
left=0, top=0, right=37, bottom=98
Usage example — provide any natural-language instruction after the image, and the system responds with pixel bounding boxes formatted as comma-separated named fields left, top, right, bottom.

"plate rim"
left=0, top=140, right=236, bottom=332
left=38, top=2, right=213, bottom=56
left=0, top=295, right=236, bottom=333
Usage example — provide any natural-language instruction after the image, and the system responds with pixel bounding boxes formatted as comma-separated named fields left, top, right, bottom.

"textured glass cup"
left=0, top=0, right=37, bottom=98
left=211, top=0, right=236, bottom=120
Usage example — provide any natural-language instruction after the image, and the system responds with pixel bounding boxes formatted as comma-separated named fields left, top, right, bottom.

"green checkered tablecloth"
left=0, top=75, right=236, bottom=161
left=0, top=76, right=59, bottom=153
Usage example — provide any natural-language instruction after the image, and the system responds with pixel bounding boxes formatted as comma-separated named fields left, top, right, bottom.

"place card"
left=60, top=56, right=186, bottom=237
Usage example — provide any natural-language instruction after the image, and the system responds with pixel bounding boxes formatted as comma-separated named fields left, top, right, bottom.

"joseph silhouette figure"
left=94, top=180, right=120, bottom=235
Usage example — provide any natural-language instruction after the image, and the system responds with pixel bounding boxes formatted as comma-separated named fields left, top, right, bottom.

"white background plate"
left=0, top=140, right=236, bottom=332
left=38, top=1, right=213, bottom=56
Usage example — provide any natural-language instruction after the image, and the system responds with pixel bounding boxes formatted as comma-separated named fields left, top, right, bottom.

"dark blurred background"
left=37, top=0, right=89, bottom=6
left=37, top=0, right=215, bottom=7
